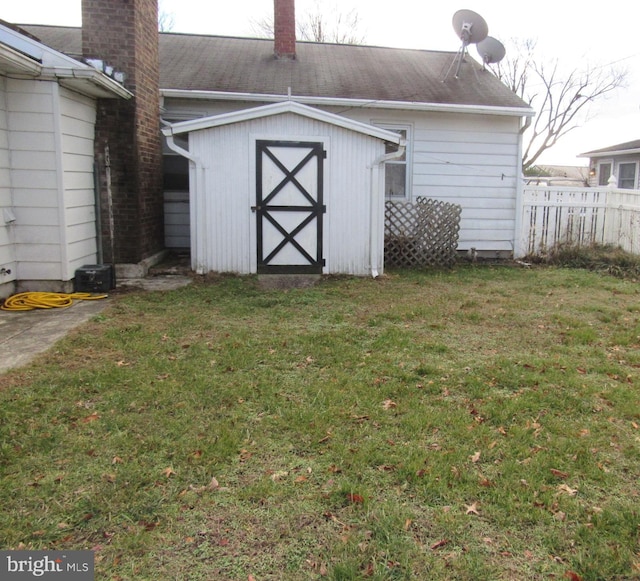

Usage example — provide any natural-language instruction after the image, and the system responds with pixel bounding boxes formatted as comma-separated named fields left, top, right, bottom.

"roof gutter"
left=160, top=88, right=535, bottom=118
left=369, top=141, right=406, bottom=278
left=579, top=148, right=640, bottom=158
left=0, top=43, right=42, bottom=75
left=41, top=66, right=133, bottom=99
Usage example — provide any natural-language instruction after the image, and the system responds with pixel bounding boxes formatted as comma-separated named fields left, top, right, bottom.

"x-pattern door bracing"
left=255, top=140, right=326, bottom=274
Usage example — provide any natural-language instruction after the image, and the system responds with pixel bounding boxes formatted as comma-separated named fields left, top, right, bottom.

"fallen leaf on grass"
left=550, top=468, right=569, bottom=479
left=564, top=572, right=584, bottom=581
left=138, top=520, right=158, bottom=531
left=346, top=493, right=364, bottom=504
left=558, top=484, right=578, bottom=496
left=294, top=475, right=308, bottom=483
left=382, top=399, right=397, bottom=410
left=465, top=502, right=480, bottom=515
left=270, top=470, right=288, bottom=482
left=469, top=451, right=481, bottom=463
left=430, top=539, right=449, bottom=550
left=162, top=467, right=176, bottom=478
left=80, top=412, right=100, bottom=424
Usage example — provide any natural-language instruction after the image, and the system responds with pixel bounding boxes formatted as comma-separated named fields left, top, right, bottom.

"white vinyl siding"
left=163, top=99, right=525, bottom=255
left=6, top=79, right=59, bottom=283
left=351, top=109, right=521, bottom=253
left=5, top=78, right=97, bottom=286
left=59, top=87, right=98, bottom=278
left=0, top=75, right=17, bottom=296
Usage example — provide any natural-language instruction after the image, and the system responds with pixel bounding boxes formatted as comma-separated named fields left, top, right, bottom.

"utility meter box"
left=74, top=264, right=115, bottom=292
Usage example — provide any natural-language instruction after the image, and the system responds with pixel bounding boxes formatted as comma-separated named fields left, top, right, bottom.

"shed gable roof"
left=22, top=25, right=531, bottom=113
left=162, top=101, right=403, bottom=144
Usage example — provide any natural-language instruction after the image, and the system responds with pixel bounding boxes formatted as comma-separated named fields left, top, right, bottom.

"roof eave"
left=160, top=89, right=534, bottom=118
left=162, top=101, right=403, bottom=143
left=41, top=66, right=133, bottom=99
left=580, top=148, right=640, bottom=158
left=0, top=42, right=42, bottom=75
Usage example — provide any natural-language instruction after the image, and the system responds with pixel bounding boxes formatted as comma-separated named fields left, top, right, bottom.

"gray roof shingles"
left=581, top=139, right=640, bottom=156
left=22, top=25, right=529, bottom=110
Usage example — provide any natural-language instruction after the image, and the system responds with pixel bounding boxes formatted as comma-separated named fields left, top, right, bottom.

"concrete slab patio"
left=0, top=275, right=192, bottom=374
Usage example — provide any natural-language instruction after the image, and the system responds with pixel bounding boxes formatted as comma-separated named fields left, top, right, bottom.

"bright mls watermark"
left=0, top=551, right=94, bottom=580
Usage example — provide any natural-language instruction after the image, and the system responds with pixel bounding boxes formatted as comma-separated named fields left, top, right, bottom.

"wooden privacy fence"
left=519, top=186, right=640, bottom=256
left=385, top=197, right=461, bottom=267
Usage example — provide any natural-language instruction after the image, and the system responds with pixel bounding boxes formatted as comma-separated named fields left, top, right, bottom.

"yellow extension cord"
left=0, top=291, right=108, bottom=311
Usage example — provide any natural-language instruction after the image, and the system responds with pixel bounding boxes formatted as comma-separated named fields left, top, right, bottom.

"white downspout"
left=369, top=141, right=406, bottom=278
left=162, top=127, right=206, bottom=274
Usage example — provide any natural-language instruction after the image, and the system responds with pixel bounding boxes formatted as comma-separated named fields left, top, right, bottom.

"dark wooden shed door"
left=255, top=140, right=325, bottom=274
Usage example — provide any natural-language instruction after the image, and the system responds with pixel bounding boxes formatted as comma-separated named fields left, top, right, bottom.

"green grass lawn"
left=1, top=266, right=639, bottom=580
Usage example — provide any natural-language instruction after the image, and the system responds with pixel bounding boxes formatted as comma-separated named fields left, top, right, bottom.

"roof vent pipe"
left=274, top=0, right=296, bottom=59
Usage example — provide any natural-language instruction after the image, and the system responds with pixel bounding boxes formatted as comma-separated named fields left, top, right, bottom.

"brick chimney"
left=274, top=0, right=296, bottom=59
left=81, top=0, right=164, bottom=267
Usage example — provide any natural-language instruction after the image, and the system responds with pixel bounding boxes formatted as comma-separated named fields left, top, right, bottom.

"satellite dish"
left=452, top=9, right=489, bottom=46
left=446, top=9, right=490, bottom=79
left=476, top=36, right=506, bottom=67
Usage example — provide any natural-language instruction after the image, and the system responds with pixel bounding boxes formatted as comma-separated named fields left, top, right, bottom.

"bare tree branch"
left=250, top=2, right=365, bottom=44
left=158, top=0, right=175, bottom=32
left=493, top=39, right=627, bottom=170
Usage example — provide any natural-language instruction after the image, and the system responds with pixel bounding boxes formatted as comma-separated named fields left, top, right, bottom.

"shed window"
left=598, top=162, right=611, bottom=186
left=618, top=163, right=637, bottom=189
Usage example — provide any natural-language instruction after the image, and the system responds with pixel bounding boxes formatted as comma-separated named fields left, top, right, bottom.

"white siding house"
left=0, top=22, right=130, bottom=298
left=581, top=140, right=640, bottom=190
left=161, top=98, right=526, bottom=259
left=163, top=102, right=402, bottom=276
left=27, top=10, right=534, bottom=275
left=0, top=75, right=15, bottom=290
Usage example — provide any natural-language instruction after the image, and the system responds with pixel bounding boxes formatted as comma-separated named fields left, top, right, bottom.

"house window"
left=163, top=155, right=189, bottom=191
left=162, top=128, right=189, bottom=191
left=598, top=162, right=611, bottom=186
left=618, top=162, right=637, bottom=189
left=376, top=124, right=410, bottom=199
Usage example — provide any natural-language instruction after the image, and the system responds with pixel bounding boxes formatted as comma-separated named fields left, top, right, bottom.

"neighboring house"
left=0, top=20, right=130, bottom=299
left=581, top=139, right=640, bottom=189
left=18, top=0, right=534, bottom=278
left=526, top=165, right=590, bottom=187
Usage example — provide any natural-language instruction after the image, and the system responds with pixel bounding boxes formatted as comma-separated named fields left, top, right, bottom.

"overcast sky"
left=3, top=0, right=639, bottom=166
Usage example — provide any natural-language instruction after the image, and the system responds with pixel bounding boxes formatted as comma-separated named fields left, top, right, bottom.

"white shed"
left=162, top=101, right=403, bottom=277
